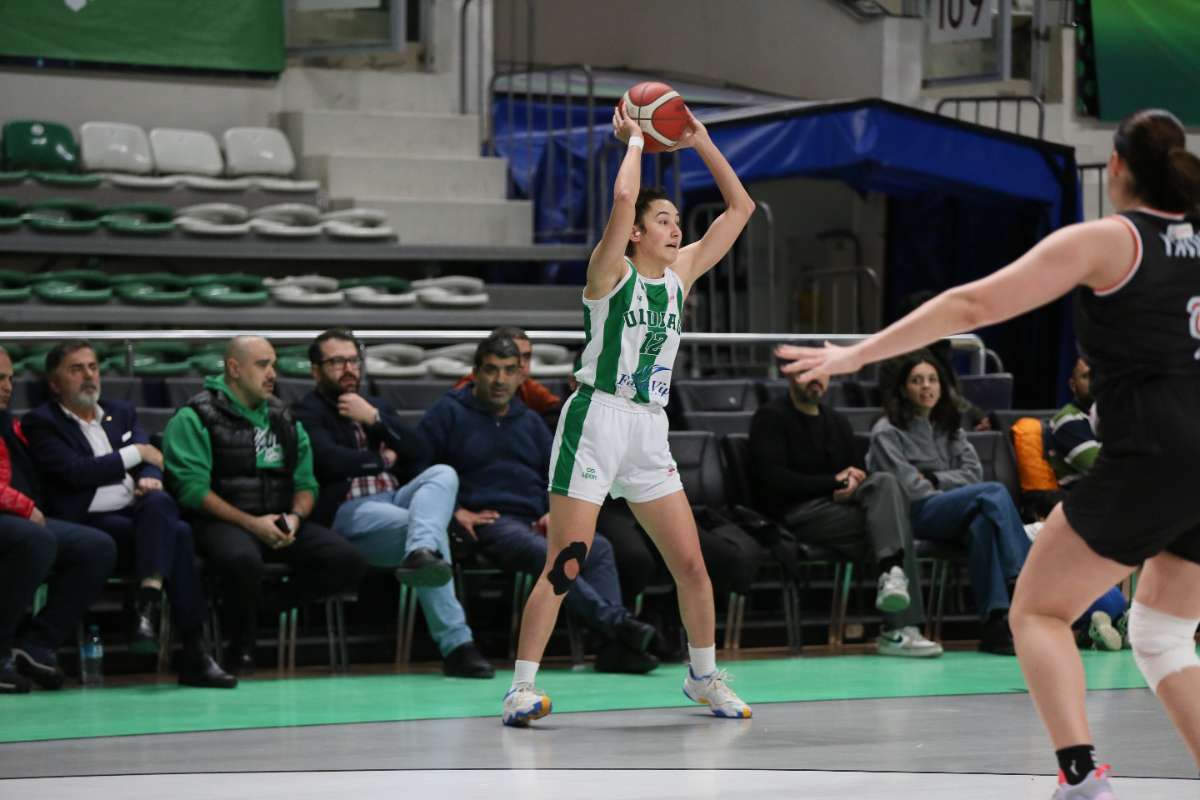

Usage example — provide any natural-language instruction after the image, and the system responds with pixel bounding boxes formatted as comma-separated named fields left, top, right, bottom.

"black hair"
left=309, top=328, right=359, bottom=364
left=473, top=333, right=521, bottom=370
left=882, top=349, right=962, bottom=437
left=491, top=325, right=529, bottom=342
left=1113, top=109, right=1200, bottom=214
left=44, top=339, right=95, bottom=375
left=625, top=186, right=674, bottom=257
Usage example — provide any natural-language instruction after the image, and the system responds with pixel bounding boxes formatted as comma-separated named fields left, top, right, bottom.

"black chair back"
left=673, top=379, right=758, bottom=413
left=667, top=430, right=727, bottom=509
left=681, top=410, right=755, bottom=437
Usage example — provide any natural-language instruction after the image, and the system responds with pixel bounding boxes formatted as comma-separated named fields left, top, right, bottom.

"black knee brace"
left=548, top=541, right=588, bottom=595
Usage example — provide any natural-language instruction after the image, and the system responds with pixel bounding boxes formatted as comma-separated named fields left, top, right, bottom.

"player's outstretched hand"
left=665, top=107, right=709, bottom=152
left=613, top=101, right=641, bottom=144
left=775, top=341, right=865, bottom=384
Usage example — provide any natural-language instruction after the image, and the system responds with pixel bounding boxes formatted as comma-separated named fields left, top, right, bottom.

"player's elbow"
left=613, top=186, right=636, bottom=209
left=948, top=286, right=992, bottom=331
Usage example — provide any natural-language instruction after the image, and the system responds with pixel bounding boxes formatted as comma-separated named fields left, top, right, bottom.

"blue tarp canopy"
left=493, top=97, right=1080, bottom=242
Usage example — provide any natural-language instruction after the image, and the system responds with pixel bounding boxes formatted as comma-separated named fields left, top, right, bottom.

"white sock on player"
left=688, top=644, right=717, bottom=677
left=512, top=659, right=539, bottom=687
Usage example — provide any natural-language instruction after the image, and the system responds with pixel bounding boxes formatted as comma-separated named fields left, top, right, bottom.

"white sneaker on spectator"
left=501, top=682, right=551, bottom=727
left=1051, top=765, right=1118, bottom=799
left=682, top=668, right=752, bottom=719
left=875, top=566, right=911, bottom=613
left=1088, top=612, right=1122, bottom=651
left=877, top=626, right=944, bottom=658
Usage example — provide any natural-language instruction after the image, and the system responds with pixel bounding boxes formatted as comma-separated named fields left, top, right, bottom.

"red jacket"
left=0, top=418, right=36, bottom=519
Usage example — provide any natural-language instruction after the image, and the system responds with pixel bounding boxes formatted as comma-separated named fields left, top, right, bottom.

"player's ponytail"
left=1114, top=109, right=1200, bottom=214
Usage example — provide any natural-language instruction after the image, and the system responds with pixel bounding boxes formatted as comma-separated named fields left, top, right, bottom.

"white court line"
left=2, top=769, right=1191, bottom=800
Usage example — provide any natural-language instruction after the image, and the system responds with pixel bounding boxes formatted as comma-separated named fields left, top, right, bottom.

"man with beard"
left=1048, top=357, right=1101, bottom=489
left=162, top=336, right=366, bottom=674
left=24, top=340, right=234, bottom=687
left=0, top=344, right=115, bottom=692
left=293, top=329, right=493, bottom=679
left=748, top=368, right=942, bottom=657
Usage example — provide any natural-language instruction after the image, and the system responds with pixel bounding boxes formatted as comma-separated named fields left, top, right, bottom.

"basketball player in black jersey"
left=778, top=109, right=1200, bottom=799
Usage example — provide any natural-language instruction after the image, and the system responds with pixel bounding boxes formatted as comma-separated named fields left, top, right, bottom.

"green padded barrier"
left=0, top=170, right=28, bottom=185
left=32, top=171, right=103, bottom=189
left=30, top=269, right=113, bottom=304
left=22, top=200, right=102, bottom=233
left=102, top=203, right=176, bottom=236
left=2, top=120, right=87, bottom=174
left=0, top=269, right=31, bottom=302
left=112, top=272, right=191, bottom=305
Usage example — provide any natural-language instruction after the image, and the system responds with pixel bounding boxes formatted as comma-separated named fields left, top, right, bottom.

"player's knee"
left=547, top=540, right=588, bottom=595
left=1128, top=600, right=1200, bottom=694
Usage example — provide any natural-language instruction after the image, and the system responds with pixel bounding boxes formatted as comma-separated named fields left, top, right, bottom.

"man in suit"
left=23, top=340, right=234, bottom=688
left=293, top=329, right=493, bottom=678
left=0, top=344, right=116, bottom=692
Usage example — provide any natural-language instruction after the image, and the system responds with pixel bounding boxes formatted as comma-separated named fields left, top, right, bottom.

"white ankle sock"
left=512, top=659, right=539, bottom=687
left=688, top=644, right=716, bottom=678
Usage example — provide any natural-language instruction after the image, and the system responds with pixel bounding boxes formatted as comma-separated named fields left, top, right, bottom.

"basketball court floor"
left=1, top=651, right=1194, bottom=799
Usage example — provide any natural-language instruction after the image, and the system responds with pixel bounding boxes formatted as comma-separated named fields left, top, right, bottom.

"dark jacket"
left=22, top=399, right=160, bottom=522
left=748, top=396, right=861, bottom=519
left=418, top=384, right=550, bottom=520
left=292, top=388, right=431, bottom=526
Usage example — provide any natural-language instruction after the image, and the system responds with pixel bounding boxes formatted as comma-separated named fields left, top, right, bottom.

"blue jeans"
left=475, top=515, right=628, bottom=636
left=333, top=465, right=471, bottom=656
left=911, top=482, right=1031, bottom=619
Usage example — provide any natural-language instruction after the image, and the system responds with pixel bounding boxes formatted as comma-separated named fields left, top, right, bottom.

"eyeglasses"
left=319, top=356, right=361, bottom=369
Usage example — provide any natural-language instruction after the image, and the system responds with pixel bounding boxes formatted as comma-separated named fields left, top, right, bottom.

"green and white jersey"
left=574, top=258, right=685, bottom=408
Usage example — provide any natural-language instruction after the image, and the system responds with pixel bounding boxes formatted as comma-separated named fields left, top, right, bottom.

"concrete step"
left=301, top=154, right=508, bottom=200
left=340, top=196, right=533, bottom=246
left=277, top=110, right=481, bottom=158
left=280, top=67, right=459, bottom=114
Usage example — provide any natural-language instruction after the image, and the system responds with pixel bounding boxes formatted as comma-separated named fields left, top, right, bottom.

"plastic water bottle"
left=80, top=625, right=104, bottom=688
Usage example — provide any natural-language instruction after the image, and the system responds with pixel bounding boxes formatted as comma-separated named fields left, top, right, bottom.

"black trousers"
left=87, top=491, right=207, bottom=634
left=196, top=519, right=367, bottom=649
left=0, top=514, right=116, bottom=653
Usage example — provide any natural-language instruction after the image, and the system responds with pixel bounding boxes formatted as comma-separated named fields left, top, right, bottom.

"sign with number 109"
left=928, top=0, right=992, bottom=43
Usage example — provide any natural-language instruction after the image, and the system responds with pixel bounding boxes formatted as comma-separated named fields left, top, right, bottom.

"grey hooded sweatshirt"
left=866, top=415, right=983, bottom=503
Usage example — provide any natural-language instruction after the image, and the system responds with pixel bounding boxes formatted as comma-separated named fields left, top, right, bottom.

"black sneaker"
left=12, top=643, right=65, bottom=689
left=396, top=548, right=453, bottom=588
left=131, top=597, right=162, bottom=656
left=442, top=641, right=495, bottom=679
left=594, top=640, right=660, bottom=674
left=0, top=655, right=31, bottom=694
left=614, top=616, right=656, bottom=654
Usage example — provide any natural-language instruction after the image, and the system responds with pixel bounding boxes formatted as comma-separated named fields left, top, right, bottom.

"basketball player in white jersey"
left=502, top=101, right=757, bottom=726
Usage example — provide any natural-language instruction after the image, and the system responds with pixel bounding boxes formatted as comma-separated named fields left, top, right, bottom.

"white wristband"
left=628, top=135, right=644, bottom=151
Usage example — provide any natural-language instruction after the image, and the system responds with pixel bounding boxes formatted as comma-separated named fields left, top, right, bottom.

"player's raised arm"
left=586, top=103, right=644, bottom=300
left=673, top=109, right=756, bottom=293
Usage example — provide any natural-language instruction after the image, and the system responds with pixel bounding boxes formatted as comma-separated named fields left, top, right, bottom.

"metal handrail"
left=1, top=329, right=990, bottom=375
left=934, top=95, right=1045, bottom=139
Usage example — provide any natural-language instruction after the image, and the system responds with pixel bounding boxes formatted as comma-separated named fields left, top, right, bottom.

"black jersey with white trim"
left=1074, top=209, right=1200, bottom=395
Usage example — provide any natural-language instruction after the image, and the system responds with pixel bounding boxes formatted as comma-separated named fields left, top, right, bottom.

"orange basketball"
left=620, top=81, right=688, bottom=153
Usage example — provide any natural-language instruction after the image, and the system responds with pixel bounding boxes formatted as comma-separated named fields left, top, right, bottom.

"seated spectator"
left=293, top=329, right=493, bottom=678
left=750, top=368, right=941, bottom=657
left=1048, top=356, right=1100, bottom=489
left=452, top=326, right=561, bottom=426
left=162, top=336, right=366, bottom=675
left=0, top=345, right=116, bottom=693
left=420, top=333, right=658, bottom=673
left=1042, top=355, right=1129, bottom=651
left=868, top=351, right=1030, bottom=655
left=23, top=340, right=233, bottom=688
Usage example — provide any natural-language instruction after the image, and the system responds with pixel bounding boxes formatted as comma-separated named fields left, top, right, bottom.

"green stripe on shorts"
left=550, top=384, right=594, bottom=495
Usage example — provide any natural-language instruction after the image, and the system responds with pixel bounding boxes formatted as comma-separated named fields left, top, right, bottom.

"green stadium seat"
left=1, top=120, right=102, bottom=188
left=29, top=269, right=113, bottom=304
left=0, top=198, right=22, bottom=230
left=0, top=269, right=31, bottom=302
left=101, top=203, right=176, bottom=235
left=22, top=199, right=102, bottom=233
left=112, top=272, right=192, bottom=305
left=188, top=273, right=268, bottom=306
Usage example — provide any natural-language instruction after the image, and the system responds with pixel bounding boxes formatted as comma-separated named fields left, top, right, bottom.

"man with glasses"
left=293, top=329, right=493, bottom=678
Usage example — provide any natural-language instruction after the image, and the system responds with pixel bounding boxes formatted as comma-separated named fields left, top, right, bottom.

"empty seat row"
left=0, top=120, right=316, bottom=194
